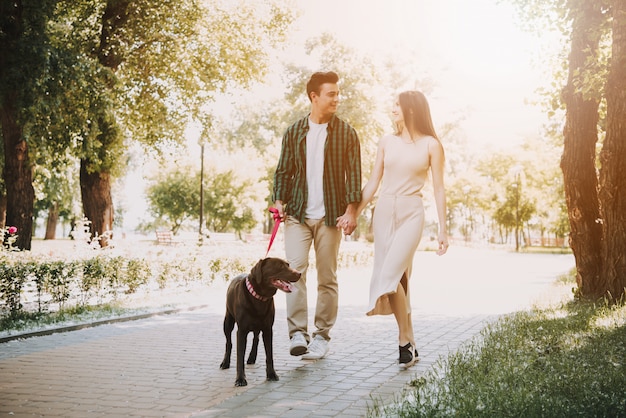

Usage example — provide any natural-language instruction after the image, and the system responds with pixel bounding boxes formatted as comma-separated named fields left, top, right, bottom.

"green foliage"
left=0, top=251, right=204, bottom=321
left=146, top=166, right=258, bottom=235
left=0, top=0, right=59, bottom=115
left=213, top=32, right=393, bottom=173
left=204, top=170, right=256, bottom=234
left=146, top=167, right=200, bottom=234
left=102, top=0, right=295, bottom=151
left=33, top=160, right=81, bottom=233
left=460, top=140, right=568, bottom=246
left=41, top=260, right=77, bottom=309
left=207, top=257, right=248, bottom=282
left=506, top=0, right=612, bottom=125
left=372, top=296, right=626, bottom=417
left=0, top=302, right=128, bottom=334
left=124, top=258, right=150, bottom=293
left=81, top=255, right=115, bottom=304
left=2, top=0, right=295, bottom=248
left=494, top=183, right=536, bottom=230
left=154, top=255, right=203, bottom=288
left=0, top=259, right=30, bottom=316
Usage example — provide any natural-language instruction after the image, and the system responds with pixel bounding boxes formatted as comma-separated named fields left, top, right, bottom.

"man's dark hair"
left=306, top=71, right=339, bottom=102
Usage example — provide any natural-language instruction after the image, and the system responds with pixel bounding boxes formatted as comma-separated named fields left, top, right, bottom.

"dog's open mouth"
left=271, top=279, right=293, bottom=293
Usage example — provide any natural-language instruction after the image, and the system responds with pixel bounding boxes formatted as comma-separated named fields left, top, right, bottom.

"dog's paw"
left=220, top=361, right=230, bottom=369
left=267, top=371, right=279, bottom=382
left=235, top=378, right=248, bottom=387
left=246, top=357, right=256, bottom=365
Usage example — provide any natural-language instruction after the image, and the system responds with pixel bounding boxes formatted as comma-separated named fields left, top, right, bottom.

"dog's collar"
left=246, top=277, right=270, bottom=302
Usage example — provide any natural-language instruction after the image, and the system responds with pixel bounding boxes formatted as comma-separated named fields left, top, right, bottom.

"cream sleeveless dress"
left=366, top=135, right=430, bottom=316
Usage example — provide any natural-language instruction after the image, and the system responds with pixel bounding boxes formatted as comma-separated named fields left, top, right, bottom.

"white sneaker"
left=290, top=332, right=308, bottom=356
left=302, top=335, right=329, bottom=360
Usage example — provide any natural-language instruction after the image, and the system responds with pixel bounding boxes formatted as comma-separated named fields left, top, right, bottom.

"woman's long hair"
left=395, top=91, right=438, bottom=140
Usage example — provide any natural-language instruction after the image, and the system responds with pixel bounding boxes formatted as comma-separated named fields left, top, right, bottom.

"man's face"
left=312, top=82, right=339, bottom=116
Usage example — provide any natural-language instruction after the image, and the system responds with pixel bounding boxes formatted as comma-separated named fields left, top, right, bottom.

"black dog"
left=219, top=257, right=301, bottom=387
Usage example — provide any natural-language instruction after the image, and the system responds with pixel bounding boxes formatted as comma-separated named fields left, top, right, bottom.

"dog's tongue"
left=272, top=279, right=293, bottom=293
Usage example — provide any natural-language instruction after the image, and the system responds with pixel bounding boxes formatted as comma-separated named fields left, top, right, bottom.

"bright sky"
left=291, top=0, right=554, bottom=147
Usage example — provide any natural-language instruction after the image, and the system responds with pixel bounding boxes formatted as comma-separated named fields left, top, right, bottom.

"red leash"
left=265, top=207, right=281, bottom=257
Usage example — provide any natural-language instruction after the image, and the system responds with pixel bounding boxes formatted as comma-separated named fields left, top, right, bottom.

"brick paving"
left=0, top=247, right=574, bottom=417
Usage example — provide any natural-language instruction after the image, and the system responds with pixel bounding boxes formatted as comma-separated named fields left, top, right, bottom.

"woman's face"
left=392, top=98, right=404, bottom=125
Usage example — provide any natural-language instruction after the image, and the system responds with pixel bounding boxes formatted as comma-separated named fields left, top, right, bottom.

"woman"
left=339, top=90, right=448, bottom=367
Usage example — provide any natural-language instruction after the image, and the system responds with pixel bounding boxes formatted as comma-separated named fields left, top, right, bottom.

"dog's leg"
left=235, top=327, right=249, bottom=386
left=247, top=331, right=260, bottom=365
left=262, top=327, right=279, bottom=381
left=220, top=313, right=235, bottom=370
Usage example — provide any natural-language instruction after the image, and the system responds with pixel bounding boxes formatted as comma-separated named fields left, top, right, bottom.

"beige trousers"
left=284, top=216, right=342, bottom=341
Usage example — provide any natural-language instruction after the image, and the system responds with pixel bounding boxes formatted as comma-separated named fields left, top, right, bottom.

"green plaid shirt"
left=273, top=114, right=362, bottom=226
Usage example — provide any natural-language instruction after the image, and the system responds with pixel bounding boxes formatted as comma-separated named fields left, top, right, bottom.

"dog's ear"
left=249, top=259, right=265, bottom=280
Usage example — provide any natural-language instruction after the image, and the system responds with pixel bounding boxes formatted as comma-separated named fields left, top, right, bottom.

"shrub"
left=124, top=259, right=151, bottom=293
left=0, top=258, right=32, bottom=316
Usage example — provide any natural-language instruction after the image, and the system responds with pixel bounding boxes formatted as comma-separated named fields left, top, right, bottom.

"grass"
left=369, top=271, right=626, bottom=417
left=0, top=302, right=154, bottom=335
left=520, top=246, right=573, bottom=255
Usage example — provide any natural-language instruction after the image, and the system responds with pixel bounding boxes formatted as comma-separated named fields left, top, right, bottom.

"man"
left=273, top=71, right=362, bottom=360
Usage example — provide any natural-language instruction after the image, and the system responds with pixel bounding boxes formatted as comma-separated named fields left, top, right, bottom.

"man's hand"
left=273, top=201, right=286, bottom=222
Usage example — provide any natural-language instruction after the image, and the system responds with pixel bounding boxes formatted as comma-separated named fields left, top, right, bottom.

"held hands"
left=336, top=213, right=357, bottom=236
left=437, top=231, right=449, bottom=256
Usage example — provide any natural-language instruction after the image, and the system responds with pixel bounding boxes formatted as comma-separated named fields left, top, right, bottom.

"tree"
left=146, top=167, right=257, bottom=237
left=510, top=0, right=625, bottom=301
left=204, top=170, right=256, bottom=236
left=598, top=0, right=626, bottom=299
left=560, top=1, right=607, bottom=298
left=146, top=168, right=199, bottom=235
left=78, top=0, right=293, bottom=246
left=1, top=0, right=294, bottom=249
left=0, top=0, right=59, bottom=249
left=33, top=160, right=80, bottom=240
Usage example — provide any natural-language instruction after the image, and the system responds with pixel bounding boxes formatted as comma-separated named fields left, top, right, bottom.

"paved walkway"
left=0, top=247, right=574, bottom=417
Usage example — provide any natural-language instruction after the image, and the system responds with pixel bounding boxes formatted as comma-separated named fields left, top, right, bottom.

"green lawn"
left=370, top=273, right=626, bottom=417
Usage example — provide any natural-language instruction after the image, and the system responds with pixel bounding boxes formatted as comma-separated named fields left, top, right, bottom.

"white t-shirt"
left=305, top=119, right=328, bottom=219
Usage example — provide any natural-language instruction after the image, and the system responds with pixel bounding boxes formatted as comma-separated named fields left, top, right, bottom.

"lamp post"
left=198, top=141, right=204, bottom=246
left=462, top=185, right=471, bottom=242
left=510, top=165, right=523, bottom=252
left=514, top=177, right=520, bottom=251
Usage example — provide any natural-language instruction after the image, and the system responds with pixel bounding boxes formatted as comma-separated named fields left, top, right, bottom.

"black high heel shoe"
left=399, top=342, right=419, bottom=368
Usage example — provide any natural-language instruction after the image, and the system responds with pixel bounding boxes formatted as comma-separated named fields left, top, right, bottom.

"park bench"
left=155, top=230, right=179, bottom=245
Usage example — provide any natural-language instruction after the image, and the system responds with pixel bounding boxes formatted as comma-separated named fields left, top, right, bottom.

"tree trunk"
left=561, top=1, right=604, bottom=299
left=1, top=100, right=34, bottom=250
left=598, top=0, right=626, bottom=301
left=80, top=160, right=114, bottom=246
left=76, top=0, right=129, bottom=248
left=0, top=192, right=6, bottom=229
left=44, top=201, right=59, bottom=240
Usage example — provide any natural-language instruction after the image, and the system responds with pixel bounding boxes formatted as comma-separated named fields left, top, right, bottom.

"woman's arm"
left=356, top=136, right=386, bottom=216
left=429, top=137, right=449, bottom=255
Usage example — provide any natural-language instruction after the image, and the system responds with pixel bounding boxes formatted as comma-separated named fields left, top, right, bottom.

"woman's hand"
left=437, top=231, right=449, bottom=256
left=336, top=213, right=357, bottom=235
